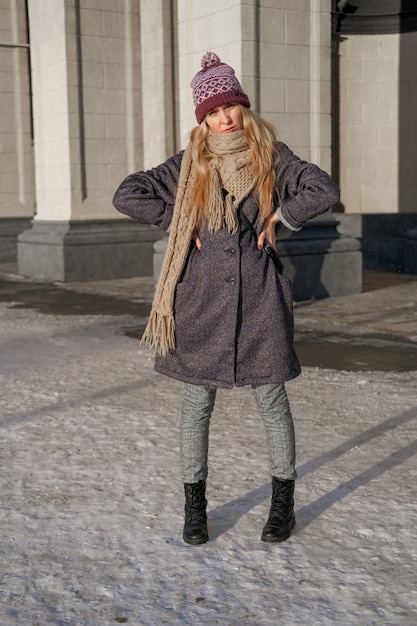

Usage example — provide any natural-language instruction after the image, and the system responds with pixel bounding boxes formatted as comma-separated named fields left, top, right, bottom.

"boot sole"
left=261, top=531, right=292, bottom=543
left=261, top=517, right=295, bottom=543
left=183, top=534, right=209, bottom=545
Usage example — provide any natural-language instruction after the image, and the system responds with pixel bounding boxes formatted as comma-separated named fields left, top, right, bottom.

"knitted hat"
left=191, top=51, right=251, bottom=124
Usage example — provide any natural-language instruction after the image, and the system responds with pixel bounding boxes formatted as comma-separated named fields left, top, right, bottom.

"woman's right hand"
left=192, top=229, right=202, bottom=250
left=258, top=212, right=280, bottom=251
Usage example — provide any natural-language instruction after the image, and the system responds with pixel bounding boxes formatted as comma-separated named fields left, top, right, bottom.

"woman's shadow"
left=208, top=406, right=417, bottom=540
left=208, top=483, right=271, bottom=540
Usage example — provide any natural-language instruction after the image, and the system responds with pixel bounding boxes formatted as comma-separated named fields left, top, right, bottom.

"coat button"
left=229, top=277, right=236, bottom=285
left=228, top=248, right=236, bottom=256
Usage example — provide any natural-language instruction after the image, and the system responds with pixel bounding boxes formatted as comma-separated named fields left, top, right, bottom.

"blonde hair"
left=187, top=105, right=280, bottom=228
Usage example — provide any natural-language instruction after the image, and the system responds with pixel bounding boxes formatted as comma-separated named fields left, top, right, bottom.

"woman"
left=113, top=52, right=340, bottom=545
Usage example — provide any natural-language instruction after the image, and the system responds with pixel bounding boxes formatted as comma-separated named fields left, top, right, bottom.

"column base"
left=17, top=220, right=165, bottom=282
left=337, top=213, right=417, bottom=274
left=0, top=218, right=32, bottom=263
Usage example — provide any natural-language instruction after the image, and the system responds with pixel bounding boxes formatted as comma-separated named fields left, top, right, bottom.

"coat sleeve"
left=275, top=143, right=340, bottom=232
left=112, top=152, right=183, bottom=231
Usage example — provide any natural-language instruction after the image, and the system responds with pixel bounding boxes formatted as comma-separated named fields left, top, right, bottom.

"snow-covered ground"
left=1, top=300, right=416, bottom=625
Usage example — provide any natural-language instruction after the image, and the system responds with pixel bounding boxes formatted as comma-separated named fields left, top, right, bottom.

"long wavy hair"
left=187, top=105, right=280, bottom=228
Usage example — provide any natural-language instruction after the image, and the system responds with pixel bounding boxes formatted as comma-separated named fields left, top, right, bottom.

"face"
left=205, top=103, right=243, bottom=134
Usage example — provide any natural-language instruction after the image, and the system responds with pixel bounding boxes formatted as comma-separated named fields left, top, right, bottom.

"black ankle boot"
left=183, top=480, right=208, bottom=545
left=261, top=477, right=295, bottom=543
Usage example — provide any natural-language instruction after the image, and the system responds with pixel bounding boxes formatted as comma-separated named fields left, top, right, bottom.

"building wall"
left=258, top=0, right=332, bottom=171
left=140, top=0, right=178, bottom=169
left=338, top=30, right=417, bottom=216
left=398, top=30, right=417, bottom=215
left=3, top=1, right=416, bottom=228
left=0, top=0, right=34, bottom=219
left=338, top=33, right=400, bottom=214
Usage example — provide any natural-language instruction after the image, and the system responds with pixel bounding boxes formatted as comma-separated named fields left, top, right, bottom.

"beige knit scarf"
left=141, top=130, right=255, bottom=356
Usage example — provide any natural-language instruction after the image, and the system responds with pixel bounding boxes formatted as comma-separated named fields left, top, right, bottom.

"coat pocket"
left=276, top=273, right=295, bottom=336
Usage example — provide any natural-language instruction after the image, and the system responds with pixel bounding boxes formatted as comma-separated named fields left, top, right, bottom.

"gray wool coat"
left=113, top=142, right=340, bottom=389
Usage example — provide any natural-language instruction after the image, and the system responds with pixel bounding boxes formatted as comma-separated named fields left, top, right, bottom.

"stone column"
left=18, top=0, right=163, bottom=282
left=140, top=0, right=178, bottom=167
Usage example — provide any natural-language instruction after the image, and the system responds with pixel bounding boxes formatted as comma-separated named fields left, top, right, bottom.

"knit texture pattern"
left=141, top=143, right=195, bottom=357
left=206, top=130, right=254, bottom=233
left=191, top=52, right=250, bottom=123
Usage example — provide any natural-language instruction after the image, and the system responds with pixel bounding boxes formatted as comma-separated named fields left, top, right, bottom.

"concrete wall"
left=398, top=30, right=417, bottom=215
left=257, top=0, right=332, bottom=172
left=140, top=0, right=178, bottom=168
left=338, top=33, right=399, bottom=214
left=0, top=0, right=34, bottom=220
left=338, top=30, right=417, bottom=216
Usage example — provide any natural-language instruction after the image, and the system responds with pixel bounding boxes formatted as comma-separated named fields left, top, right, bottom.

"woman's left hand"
left=257, top=212, right=280, bottom=251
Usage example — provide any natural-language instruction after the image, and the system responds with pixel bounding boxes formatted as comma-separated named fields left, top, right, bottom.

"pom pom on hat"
left=191, top=51, right=250, bottom=124
left=201, top=51, right=221, bottom=68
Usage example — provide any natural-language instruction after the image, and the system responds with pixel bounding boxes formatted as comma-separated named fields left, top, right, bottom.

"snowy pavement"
left=1, top=272, right=417, bottom=625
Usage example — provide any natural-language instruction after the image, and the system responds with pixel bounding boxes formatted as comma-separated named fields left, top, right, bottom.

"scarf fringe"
left=207, top=168, right=224, bottom=233
left=224, top=192, right=239, bottom=233
left=206, top=166, right=240, bottom=234
left=140, top=310, right=176, bottom=357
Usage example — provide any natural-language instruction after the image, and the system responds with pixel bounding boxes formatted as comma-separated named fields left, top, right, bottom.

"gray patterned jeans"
left=180, top=383, right=296, bottom=483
